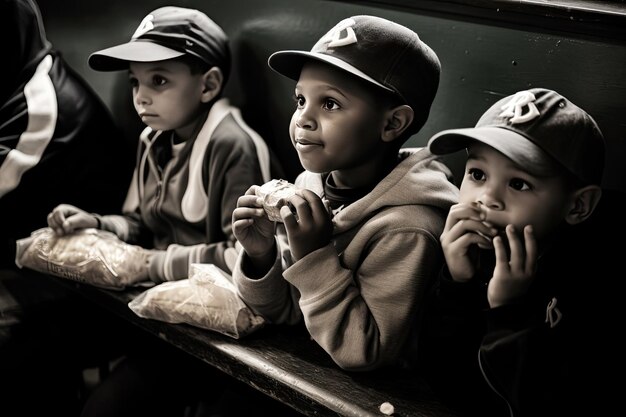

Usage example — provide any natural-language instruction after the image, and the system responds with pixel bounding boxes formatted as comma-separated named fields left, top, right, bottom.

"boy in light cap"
left=51, top=6, right=285, bottom=417
left=232, top=15, right=458, bottom=371
left=420, top=88, right=619, bottom=417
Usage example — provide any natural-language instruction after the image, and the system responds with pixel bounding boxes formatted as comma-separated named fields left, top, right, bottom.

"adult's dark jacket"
left=0, top=0, right=134, bottom=267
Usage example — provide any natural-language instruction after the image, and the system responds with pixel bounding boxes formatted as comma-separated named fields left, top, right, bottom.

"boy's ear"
left=200, top=67, right=223, bottom=103
left=565, top=185, right=602, bottom=225
left=381, top=105, right=414, bottom=142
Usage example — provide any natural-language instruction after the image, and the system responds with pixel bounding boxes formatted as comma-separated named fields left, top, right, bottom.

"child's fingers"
left=232, top=217, right=254, bottom=235
left=47, top=211, right=59, bottom=228
left=281, top=204, right=299, bottom=231
left=47, top=212, right=64, bottom=235
left=523, top=225, right=538, bottom=274
left=244, top=185, right=260, bottom=196
left=505, top=225, right=524, bottom=271
left=445, top=203, right=486, bottom=230
left=287, top=194, right=312, bottom=223
left=48, top=209, right=69, bottom=235
left=298, top=189, right=329, bottom=223
left=444, top=218, right=497, bottom=246
left=493, top=235, right=509, bottom=270
left=48, top=204, right=96, bottom=235
left=61, top=218, right=74, bottom=234
left=50, top=208, right=66, bottom=225
left=453, top=232, right=494, bottom=251
left=232, top=206, right=266, bottom=222
left=236, top=193, right=263, bottom=209
left=61, top=213, right=90, bottom=234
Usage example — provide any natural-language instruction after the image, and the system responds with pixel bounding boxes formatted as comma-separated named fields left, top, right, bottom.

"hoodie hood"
left=296, top=147, right=459, bottom=232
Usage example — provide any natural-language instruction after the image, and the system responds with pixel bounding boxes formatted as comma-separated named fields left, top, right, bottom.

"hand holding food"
left=255, top=179, right=299, bottom=222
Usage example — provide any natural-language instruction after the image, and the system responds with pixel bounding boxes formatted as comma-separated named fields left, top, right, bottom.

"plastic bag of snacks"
left=15, top=227, right=153, bottom=290
left=128, top=263, right=265, bottom=339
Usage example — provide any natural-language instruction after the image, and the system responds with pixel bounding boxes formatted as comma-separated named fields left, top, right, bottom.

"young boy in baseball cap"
left=421, top=88, right=619, bottom=416
left=232, top=15, right=458, bottom=371
left=48, top=6, right=285, bottom=417
left=48, top=6, right=280, bottom=282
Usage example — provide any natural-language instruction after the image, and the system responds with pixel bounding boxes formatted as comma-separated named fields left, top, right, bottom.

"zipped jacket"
left=100, top=98, right=277, bottom=282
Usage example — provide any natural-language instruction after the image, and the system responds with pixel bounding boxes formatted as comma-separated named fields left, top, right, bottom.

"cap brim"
left=88, top=41, right=185, bottom=71
left=428, top=126, right=553, bottom=175
left=267, top=50, right=393, bottom=93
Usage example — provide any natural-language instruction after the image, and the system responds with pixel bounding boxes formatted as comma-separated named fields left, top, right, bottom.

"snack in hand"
left=255, top=179, right=299, bottom=222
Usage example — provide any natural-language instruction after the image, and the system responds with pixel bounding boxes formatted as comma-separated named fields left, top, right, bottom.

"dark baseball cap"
left=88, top=6, right=230, bottom=75
left=268, top=15, right=441, bottom=135
left=428, top=88, right=605, bottom=185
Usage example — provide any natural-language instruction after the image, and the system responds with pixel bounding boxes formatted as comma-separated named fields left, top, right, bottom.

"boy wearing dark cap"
left=44, top=7, right=283, bottom=417
left=421, top=88, right=619, bottom=417
left=47, top=6, right=280, bottom=282
left=232, top=15, right=458, bottom=371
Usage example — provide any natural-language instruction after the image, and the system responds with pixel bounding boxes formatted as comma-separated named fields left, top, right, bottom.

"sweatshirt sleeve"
left=232, top=229, right=302, bottom=325
left=283, top=228, right=441, bottom=371
left=98, top=212, right=146, bottom=244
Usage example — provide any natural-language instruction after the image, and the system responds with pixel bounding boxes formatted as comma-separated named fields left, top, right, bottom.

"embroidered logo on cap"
left=319, top=18, right=358, bottom=49
left=499, top=90, right=540, bottom=124
left=132, top=15, right=154, bottom=39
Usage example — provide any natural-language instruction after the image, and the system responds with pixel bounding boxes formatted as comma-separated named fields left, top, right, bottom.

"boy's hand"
left=488, top=224, right=538, bottom=308
left=281, top=189, right=332, bottom=261
left=47, top=204, right=98, bottom=236
left=440, top=202, right=498, bottom=282
left=232, top=186, right=277, bottom=268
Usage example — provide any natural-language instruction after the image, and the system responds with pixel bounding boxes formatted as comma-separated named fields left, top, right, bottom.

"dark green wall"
left=37, top=0, right=626, bottom=190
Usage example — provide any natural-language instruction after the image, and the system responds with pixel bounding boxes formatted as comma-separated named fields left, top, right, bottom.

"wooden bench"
left=18, top=268, right=456, bottom=417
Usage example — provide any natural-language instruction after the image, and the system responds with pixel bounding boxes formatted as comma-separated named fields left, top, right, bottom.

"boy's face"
left=129, top=59, right=206, bottom=138
left=289, top=61, right=388, bottom=175
left=460, top=142, right=574, bottom=243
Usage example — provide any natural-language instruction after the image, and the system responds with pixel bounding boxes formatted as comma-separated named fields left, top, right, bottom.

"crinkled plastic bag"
left=128, top=263, right=265, bottom=339
left=15, top=227, right=153, bottom=290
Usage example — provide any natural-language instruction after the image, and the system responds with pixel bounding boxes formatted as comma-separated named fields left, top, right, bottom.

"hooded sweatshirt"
left=233, top=147, right=459, bottom=371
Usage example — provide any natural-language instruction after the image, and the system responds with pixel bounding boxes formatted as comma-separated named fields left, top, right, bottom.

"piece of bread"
left=255, top=179, right=299, bottom=222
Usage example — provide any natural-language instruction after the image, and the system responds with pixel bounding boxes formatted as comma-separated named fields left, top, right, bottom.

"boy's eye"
left=152, top=75, right=167, bottom=86
left=129, top=78, right=138, bottom=88
left=322, top=98, right=339, bottom=111
left=467, top=167, right=486, bottom=182
left=509, top=178, right=531, bottom=191
left=294, top=94, right=305, bottom=108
